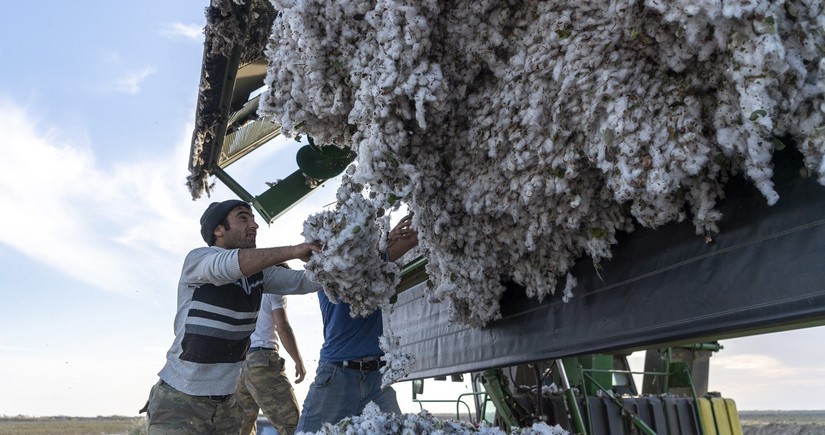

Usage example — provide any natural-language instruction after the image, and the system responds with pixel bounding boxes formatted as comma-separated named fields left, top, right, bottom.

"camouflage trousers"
left=141, top=379, right=244, bottom=435
left=235, top=348, right=300, bottom=435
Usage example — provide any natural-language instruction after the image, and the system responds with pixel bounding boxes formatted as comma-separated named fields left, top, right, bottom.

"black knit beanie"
left=199, top=199, right=249, bottom=245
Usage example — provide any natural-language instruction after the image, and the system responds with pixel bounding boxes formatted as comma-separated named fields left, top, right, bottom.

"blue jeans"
left=296, top=362, right=400, bottom=433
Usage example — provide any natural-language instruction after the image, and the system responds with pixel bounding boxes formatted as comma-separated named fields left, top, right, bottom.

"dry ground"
left=0, top=416, right=146, bottom=435
left=4, top=411, right=825, bottom=434
left=741, top=411, right=825, bottom=435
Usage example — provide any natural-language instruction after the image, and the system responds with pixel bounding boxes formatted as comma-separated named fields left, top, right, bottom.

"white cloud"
left=0, top=97, right=207, bottom=297
left=159, top=23, right=204, bottom=41
left=712, top=353, right=797, bottom=377
left=709, top=349, right=825, bottom=409
left=0, top=337, right=26, bottom=352
left=105, top=66, right=158, bottom=95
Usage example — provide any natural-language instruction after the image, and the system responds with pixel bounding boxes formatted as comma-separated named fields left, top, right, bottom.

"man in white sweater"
left=140, top=199, right=321, bottom=434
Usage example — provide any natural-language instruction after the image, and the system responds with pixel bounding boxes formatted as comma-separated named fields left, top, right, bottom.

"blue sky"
left=0, top=0, right=823, bottom=418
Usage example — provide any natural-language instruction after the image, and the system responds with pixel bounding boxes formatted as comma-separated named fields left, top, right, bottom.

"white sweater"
left=158, top=246, right=320, bottom=396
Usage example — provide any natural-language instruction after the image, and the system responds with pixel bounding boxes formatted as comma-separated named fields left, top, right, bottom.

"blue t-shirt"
left=318, top=291, right=383, bottom=362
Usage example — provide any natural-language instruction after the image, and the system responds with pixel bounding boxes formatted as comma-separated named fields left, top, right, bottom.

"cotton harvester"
left=185, top=1, right=825, bottom=433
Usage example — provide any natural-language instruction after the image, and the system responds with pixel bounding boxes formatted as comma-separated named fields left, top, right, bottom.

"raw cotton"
left=260, top=0, right=825, bottom=329
left=299, top=401, right=569, bottom=434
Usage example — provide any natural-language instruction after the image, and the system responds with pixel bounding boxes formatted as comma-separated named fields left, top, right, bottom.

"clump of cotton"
left=300, top=402, right=569, bottom=434
left=261, top=0, right=825, bottom=327
left=302, top=166, right=399, bottom=318
left=302, top=168, right=416, bottom=384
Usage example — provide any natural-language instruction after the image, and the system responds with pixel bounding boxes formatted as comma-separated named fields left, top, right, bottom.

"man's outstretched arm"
left=238, top=243, right=320, bottom=276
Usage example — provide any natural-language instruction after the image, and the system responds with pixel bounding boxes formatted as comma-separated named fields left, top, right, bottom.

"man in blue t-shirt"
left=296, top=215, right=417, bottom=433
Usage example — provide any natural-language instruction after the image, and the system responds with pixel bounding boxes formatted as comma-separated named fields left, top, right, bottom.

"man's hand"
left=294, top=242, right=322, bottom=262
left=387, top=214, right=418, bottom=262
left=387, top=214, right=415, bottom=245
left=295, top=360, right=306, bottom=383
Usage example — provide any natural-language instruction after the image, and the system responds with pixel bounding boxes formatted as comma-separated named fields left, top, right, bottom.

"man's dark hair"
left=199, top=199, right=250, bottom=245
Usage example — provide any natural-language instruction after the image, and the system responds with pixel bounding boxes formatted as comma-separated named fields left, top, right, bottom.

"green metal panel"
left=398, top=257, right=428, bottom=292
left=560, top=355, right=613, bottom=396
left=212, top=167, right=321, bottom=224
left=212, top=141, right=358, bottom=224
left=254, top=170, right=325, bottom=223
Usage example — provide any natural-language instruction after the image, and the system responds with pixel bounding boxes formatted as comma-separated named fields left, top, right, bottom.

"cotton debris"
left=298, top=401, right=569, bottom=435
left=378, top=316, right=416, bottom=388
left=260, top=0, right=825, bottom=328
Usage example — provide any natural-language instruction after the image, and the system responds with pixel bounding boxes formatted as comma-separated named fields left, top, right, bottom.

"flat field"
left=3, top=411, right=825, bottom=434
left=0, top=416, right=146, bottom=435
left=740, top=410, right=825, bottom=435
